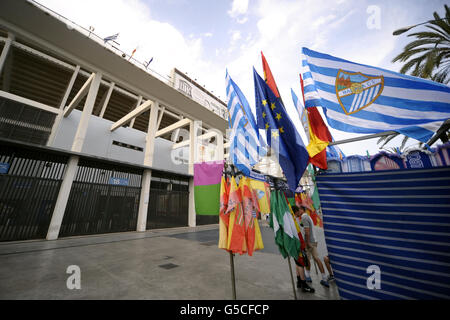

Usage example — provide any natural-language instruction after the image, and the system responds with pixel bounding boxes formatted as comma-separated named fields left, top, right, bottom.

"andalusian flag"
left=269, top=190, right=285, bottom=257
left=194, top=161, right=224, bottom=215
left=226, top=177, right=247, bottom=254
left=270, top=190, right=301, bottom=259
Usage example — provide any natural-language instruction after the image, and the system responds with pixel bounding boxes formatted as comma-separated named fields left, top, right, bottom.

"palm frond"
left=378, top=133, right=399, bottom=148
left=424, top=25, right=450, bottom=42
left=403, top=39, right=445, bottom=52
left=423, top=50, right=437, bottom=78
left=400, top=135, right=410, bottom=151
left=430, top=12, right=450, bottom=34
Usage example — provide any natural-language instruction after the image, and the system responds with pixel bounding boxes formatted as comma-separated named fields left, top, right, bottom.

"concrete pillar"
left=188, top=177, right=196, bottom=227
left=188, top=120, right=200, bottom=227
left=0, top=34, right=13, bottom=75
left=99, top=82, right=115, bottom=118
left=46, top=72, right=102, bottom=240
left=72, top=72, right=102, bottom=152
left=188, top=120, right=200, bottom=175
left=136, top=169, right=152, bottom=232
left=136, top=101, right=159, bottom=232
left=214, top=129, right=224, bottom=161
left=0, top=34, right=14, bottom=91
left=47, top=65, right=80, bottom=146
left=46, top=155, right=79, bottom=240
left=129, top=95, right=142, bottom=128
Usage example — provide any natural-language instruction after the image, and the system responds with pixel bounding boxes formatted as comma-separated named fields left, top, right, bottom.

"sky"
left=37, top=0, right=449, bottom=156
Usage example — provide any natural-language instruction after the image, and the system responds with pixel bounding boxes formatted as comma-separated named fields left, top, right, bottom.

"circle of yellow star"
left=279, top=126, right=284, bottom=133
left=270, top=103, right=276, bottom=110
left=262, top=111, right=266, bottom=118
left=262, top=99, right=268, bottom=106
left=275, top=113, right=282, bottom=121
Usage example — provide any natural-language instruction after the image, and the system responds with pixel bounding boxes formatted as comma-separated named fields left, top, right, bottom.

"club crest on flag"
left=335, top=69, right=384, bottom=115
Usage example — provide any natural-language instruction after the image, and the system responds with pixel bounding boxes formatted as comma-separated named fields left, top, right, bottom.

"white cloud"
left=224, top=0, right=409, bottom=155
left=37, top=0, right=222, bottom=95
left=312, top=14, right=337, bottom=29
left=237, top=17, right=249, bottom=24
left=228, top=0, right=249, bottom=17
left=231, top=30, right=242, bottom=42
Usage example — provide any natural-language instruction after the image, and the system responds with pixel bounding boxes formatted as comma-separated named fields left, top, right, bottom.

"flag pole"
left=287, top=257, right=298, bottom=300
left=229, top=251, right=237, bottom=300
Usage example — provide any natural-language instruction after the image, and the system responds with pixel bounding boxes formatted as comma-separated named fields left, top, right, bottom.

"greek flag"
left=291, top=88, right=310, bottom=143
left=225, top=70, right=262, bottom=176
left=301, top=47, right=450, bottom=143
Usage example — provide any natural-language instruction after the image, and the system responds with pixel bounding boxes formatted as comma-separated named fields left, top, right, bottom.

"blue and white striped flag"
left=326, top=144, right=345, bottom=160
left=225, top=70, right=263, bottom=175
left=291, top=88, right=310, bottom=143
left=301, top=47, right=450, bottom=143
left=103, top=33, right=119, bottom=42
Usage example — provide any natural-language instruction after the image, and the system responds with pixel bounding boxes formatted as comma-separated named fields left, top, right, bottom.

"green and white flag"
left=269, top=190, right=300, bottom=259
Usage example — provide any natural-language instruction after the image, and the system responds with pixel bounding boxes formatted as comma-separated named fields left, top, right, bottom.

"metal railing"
left=29, top=0, right=230, bottom=121
left=29, top=0, right=172, bottom=85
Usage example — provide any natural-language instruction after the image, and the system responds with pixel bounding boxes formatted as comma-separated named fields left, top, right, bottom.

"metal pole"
left=328, top=131, right=397, bottom=146
left=229, top=252, right=237, bottom=300
left=287, top=257, right=298, bottom=300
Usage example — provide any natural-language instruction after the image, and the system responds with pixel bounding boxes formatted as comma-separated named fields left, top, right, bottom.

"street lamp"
left=393, top=17, right=450, bottom=35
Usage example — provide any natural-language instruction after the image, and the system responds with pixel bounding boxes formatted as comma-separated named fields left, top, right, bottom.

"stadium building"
left=0, top=0, right=230, bottom=241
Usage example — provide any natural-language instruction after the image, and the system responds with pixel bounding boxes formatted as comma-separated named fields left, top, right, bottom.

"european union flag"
left=253, top=68, right=309, bottom=191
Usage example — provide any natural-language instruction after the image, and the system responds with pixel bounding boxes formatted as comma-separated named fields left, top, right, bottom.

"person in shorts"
left=291, top=205, right=315, bottom=293
left=298, top=205, right=330, bottom=288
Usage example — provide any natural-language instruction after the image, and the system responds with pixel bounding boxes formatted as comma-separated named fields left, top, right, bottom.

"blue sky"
left=38, top=0, right=449, bottom=156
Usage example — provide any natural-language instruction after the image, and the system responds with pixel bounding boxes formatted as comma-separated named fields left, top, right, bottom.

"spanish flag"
left=300, top=74, right=332, bottom=169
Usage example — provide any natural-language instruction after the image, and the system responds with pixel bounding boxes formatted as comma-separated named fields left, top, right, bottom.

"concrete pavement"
left=0, top=222, right=340, bottom=300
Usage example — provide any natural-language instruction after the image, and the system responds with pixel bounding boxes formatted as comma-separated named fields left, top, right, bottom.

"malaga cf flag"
left=254, top=68, right=309, bottom=191
left=301, top=47, right=450, bottom=143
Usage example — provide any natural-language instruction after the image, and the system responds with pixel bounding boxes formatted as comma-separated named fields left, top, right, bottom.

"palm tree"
left=378, top=5, right=450, bottom=151
left=392, top=5, right=450, bottom=83
left=377, top=133, right=424, bottom=154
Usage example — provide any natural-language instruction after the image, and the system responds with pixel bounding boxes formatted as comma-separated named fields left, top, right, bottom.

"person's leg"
left=304, top=247, right=312, bottom=282
left=296, top=265, right=305, bottom=280
left=296, top=265, right=315, bottom=293
left=324, top=256, right=333, bottom=275
left=310, top=244, right=329, bottom=287
left=324, top=256, right=335, bottom=280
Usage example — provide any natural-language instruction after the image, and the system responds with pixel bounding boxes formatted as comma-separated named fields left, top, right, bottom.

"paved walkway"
left=0, top=223, right=340, bottom=300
